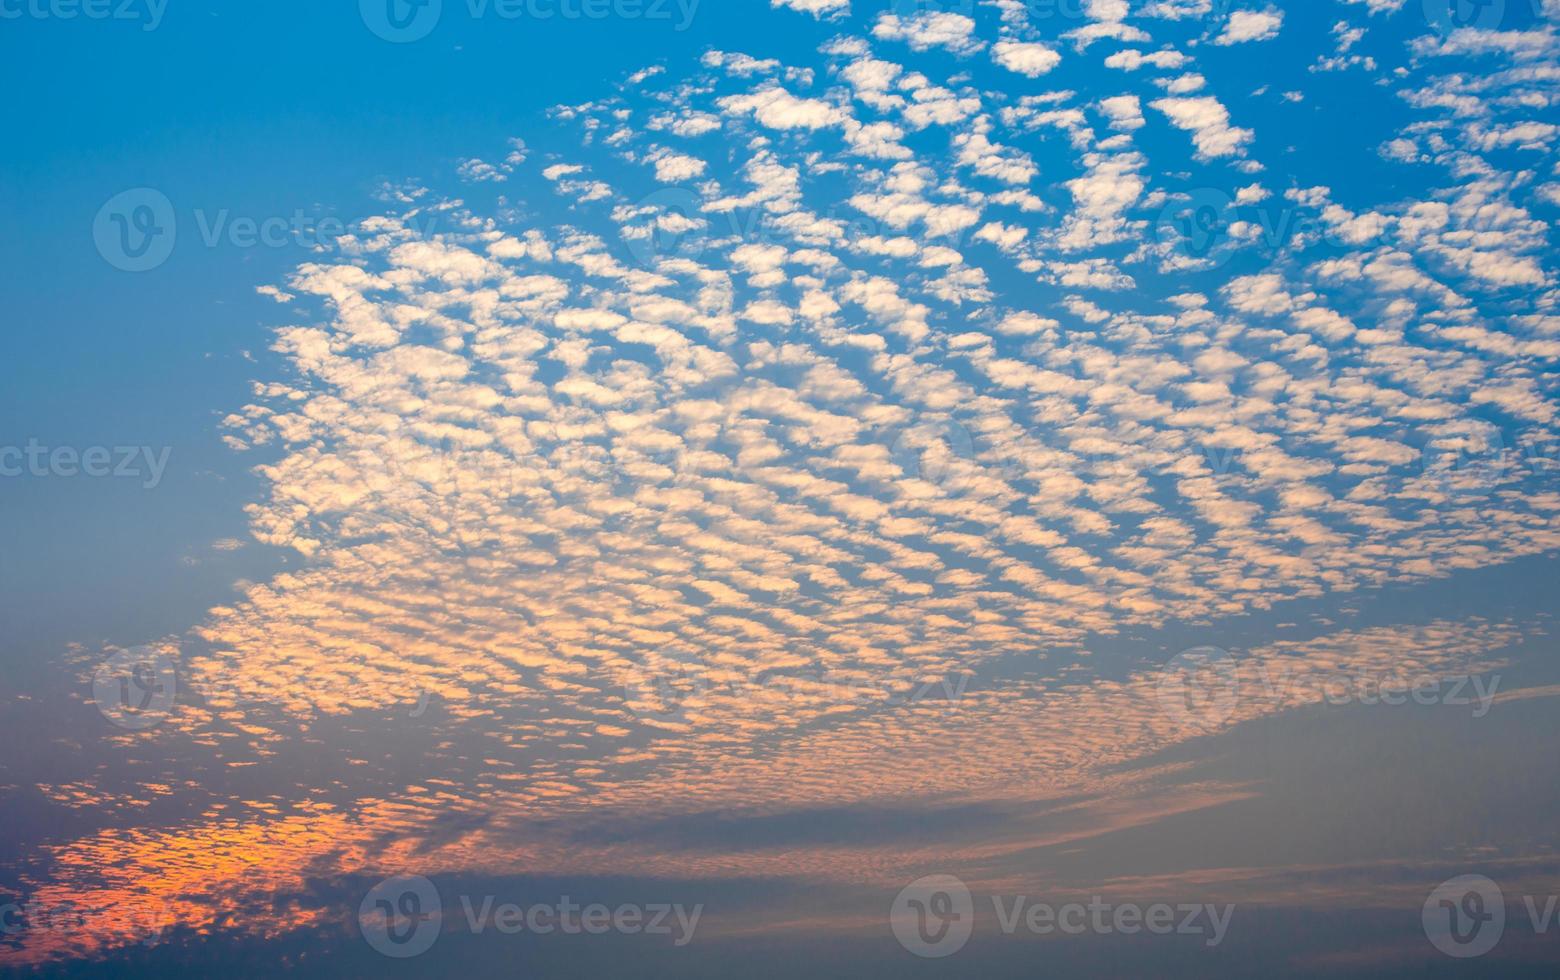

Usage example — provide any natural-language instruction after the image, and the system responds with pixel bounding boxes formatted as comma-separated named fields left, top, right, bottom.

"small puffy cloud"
left=647, top=149, right=708, bottom=183
left=1099, top=94, right=1144, bottom=130
left=457, top=158, right=506, bottom=183
left=1104, top=48, right=1187, bottom=71
left=992, top=40, right=1062, bottom=77
left=1214, top=7, right=1283, bottom=45
left=772, top=0, right=848, bottom=16
left=718, top=85, right=848, bottom=130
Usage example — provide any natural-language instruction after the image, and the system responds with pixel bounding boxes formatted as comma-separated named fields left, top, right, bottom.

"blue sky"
left=3, top=0, right=1560, bottom=975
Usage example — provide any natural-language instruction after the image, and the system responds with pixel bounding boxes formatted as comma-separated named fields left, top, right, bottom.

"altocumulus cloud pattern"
left=6, top=0, right=1560, bottom=976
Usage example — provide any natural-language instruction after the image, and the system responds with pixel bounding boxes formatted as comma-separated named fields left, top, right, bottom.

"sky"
left=2, top=0, right=1560, bottom=975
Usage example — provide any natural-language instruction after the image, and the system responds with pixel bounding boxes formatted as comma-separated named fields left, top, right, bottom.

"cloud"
left=1150, top=95, right=1255, bottom=157
left=1214, top=7, right=1283, bottom=45
left=772, top=0, right=848, bottom=16
left=991, top=40, right=1062, bottom=77
left=872, top=12, right=985, bottom=56
left=19, top=5, right=1560, bottom=966
left=719, top=85, right=848, bottom=130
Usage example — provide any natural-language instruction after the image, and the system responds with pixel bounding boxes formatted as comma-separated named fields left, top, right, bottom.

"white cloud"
left=1215, top=7, right=1284, bottom=45
left=991, top=40, right=1062, bottom=77
left=772, top=0, right=848, bottom=16
left=872, top=12, right=984, bottom=55
left=718, top=85, right=848, bottom=130
left=1150, top=96, right=1254, bottom=158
